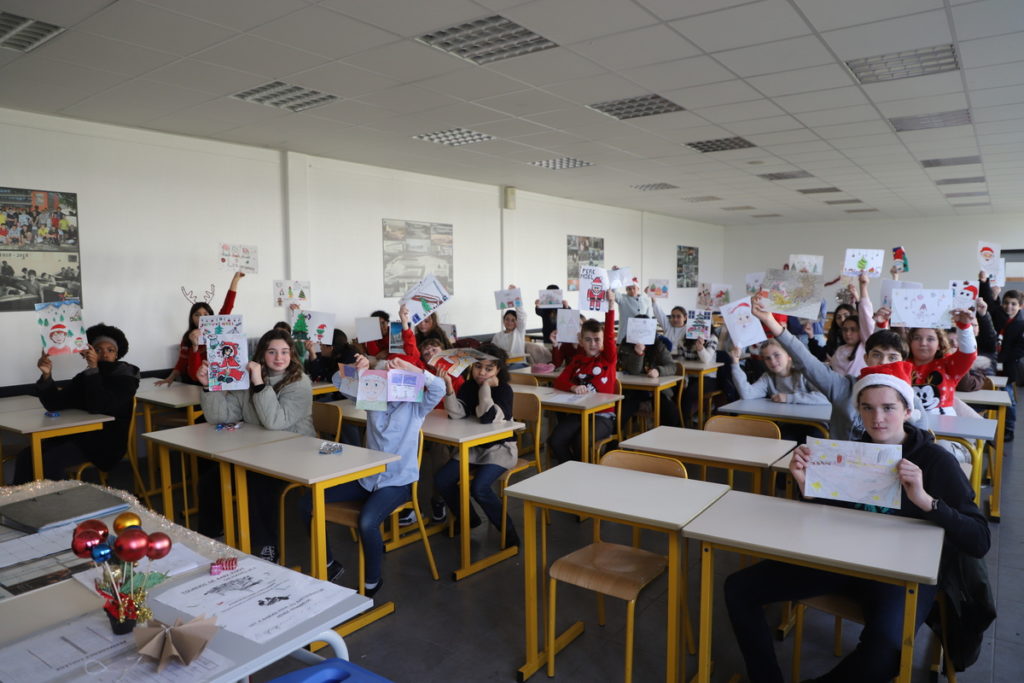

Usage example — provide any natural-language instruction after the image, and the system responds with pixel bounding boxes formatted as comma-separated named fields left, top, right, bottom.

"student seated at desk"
left=13, top=323, right=140, bottom=484
left=619, top=317, right=680, bottom=427
left=548, top=297, right=617, bottom=462
left=197, top=329, right=315, bottom=562
left=827, top=274, right=874, bottom=379
left=905, top=307, right=977, bottom=415
left=435, top=343, right=520, bottom=547
left=491, top=284, right=527, bottom=368
left=724, top=363, right=990, bottom=683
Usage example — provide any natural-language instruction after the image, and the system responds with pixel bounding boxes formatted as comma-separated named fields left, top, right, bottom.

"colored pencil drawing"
left=949, top=280, right=979, bottom=312
left=35, top=299, right=86, bottom=356
left=625, top=317, right=656, bottom=345
left=880, top=280, right=921, bottom=310
left=891, top=289, right=953, bottom=329
left=977, top=240, right=1000, bottom=269
left=356, top=369, right=388, bottom=411
left=842, top=248, right=884, bottom=278
left=759, top=269, right=823, bottom=319
left=272, top=280, right=310, bottom=307
left=537, top=289, right=563, bottom=308
left=400, top=273, right=452, bottom=326
left=892, top=246, right=909, bottom=273
left=198, top=315, right=243, bottom=345
left=387, top=369, right=424, bottom=402
left=494, top=287, right=523, bottom=311
left=647, top=279, right=669, bottom=299
left=556, top=309, right=581, bottom=345
left=685, top=310, right=712, bottom=340
left=788, top=254, right=823, bottom=274
left=578, top=265, right=609, bottom=313
left=804, top=437, right=902, bottom=509
left=745, top=272, right=765, bottom=297
left=219, top=243, right=258, bottom=273
left=207, top=333, right=250, bottom=391
left=721, top=297, right=767, bottom=350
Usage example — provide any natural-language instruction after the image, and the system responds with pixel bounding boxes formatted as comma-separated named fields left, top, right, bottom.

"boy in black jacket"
left=978, top=272, right=1022, bottom=440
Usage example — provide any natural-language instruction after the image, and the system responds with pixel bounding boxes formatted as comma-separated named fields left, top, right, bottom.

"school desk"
left=989, top=375, right=1008, bottom=388
left=0, top=395, right=41, bottom=413
left=143, top=423, right=301, bottom=548
left=134, top=377, right=203, bottom=498
left=616, top=373, right=684, bottom=428
left=327, top=402, right=526, bottom=581
left=718, top=398, right=831, bottom=437
left=620, top=426, right=796, bottom=494
left=683, top=490, right=944, bottom=683
left=676, top=360, right=724, bottom=428
left=505, top=461, right=729, bottom=683
left=0, top=479, right=368, bottom=680
left=511, top=366, right=559, bottom=383
left=0, top=407, right=114, bottom=481
left=510, top=385, right=624, bottom=464
left=311, top=380, right=335, bottom=396
left=956, top=389, right=1012, bottom=520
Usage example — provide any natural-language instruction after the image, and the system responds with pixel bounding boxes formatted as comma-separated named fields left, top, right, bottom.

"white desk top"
left=142, top=422, right=301, bottom=457
left=956, top=390, right=1013, bottom=407
left=0, top=407, right=114, bottom=434
left=511, top=384, right=624, bottom=411
left=677, top=360, right=723, bottom=372
left=217, top=436, right=399, bottom=485
left=421, top=412, right=524, bottom=443
left=0, top=395, right=41, bottom=413
left=988, top=375, right=1008, bottom=388
left=506, top=460, right=729, bottom=530
left=683, top=490, right=943, bottom=585
left=720, top=398, right=831, bottom=422
left=928, top=413, right=996, bottom=441
left=311, top=380, right=335, bottom=393
left=616, top=373, right=684, bottom=389
left=621, top=426, right=796, bottom=468
left=511, top=367, right=561, bottom=381
left=135, top=377, right=203, bottom=409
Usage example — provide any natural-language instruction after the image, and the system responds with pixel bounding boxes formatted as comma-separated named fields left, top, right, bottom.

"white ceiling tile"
left=634, top=0, right=757, bottom=22
left=0, top=54, right=124, bottom=100
left=821, top=10, right=952, bottom=60
left=747, top=63, right=855, bottom=96
left=726, top=115, right=805, bottom=134
left=952, top=0, right=1024, bottom=41
left=139, top=0, right=308, bottom=32
left=975, top=119, right=1024, bottom=134
left=774, top=87, right=870, bottom=113
left=793, top=0, right=942, bottom=32
left=622, top=55, right=735, bottom=91
left=249, top=7, right=397, bottom=60
left=145, top=59, right=266, bottom=96
left=476, top=89, right=573, bottom=116
left=305, top=99, right=400, bottom=125
left=966, top=60, right=1024, bottom=90
left=876, top=92, right=968, bottom=117
left=567, top=24, right=700, bottom=70
left=662, top=80, right=763, bottom=109
left=795, top=105, right=881, bottom=127
left=814, top=120, right=893, bottom=138
left=144, top=113, right=244, bottom=137
left=543, top=73, right=649, bottom=105
left=504, top=0, right=656, bottom=45
left=0, top=79, right=92, bottom=114
left=416, top=69, right=529, bottom=101
left=485, top=47, right=607, bottom=86
left=355, top=85, right=460, bottom=114
left=173, top=96, right=293, bottom=126
left=195, top=35, right=329, bottom=79
left=60, top=78, right=215, bottom=125
left=657, top=125, right=734, bottom=142
left=959, top=33, right=1024, bottom=70
left=861, top=71, right=965, bottom=102
left=0, top=0, right=113, bottom=26
left=523, top=106, right=618, bottom=130
left=745, top=129, right=821, bottom=146
left=34, top=30, right=177, bottom=77
left=342, top=40, right=469, bottom=82
left=290, top=62, right=401, bottom=98
left=472, top=117, right=553, bottom=137
left=513, top=130, right=587, bottom=148
left=830, top=133, right=901, bottom=149
left=714, top=36, right=836, bottom=77
left=764, top=140, right=835, bottom=154
left=971, top=84, right=1024, bottom=108
left=627, top=110, right=716, bottom=131
left=693, top=99, right=787, bottom=124
left=76, top=0, right=238, bottom=56
left=319, top=0, right=486, bottom=37
left=671, top=0, right=811, bottom=53
left=974, top=102, right=1024, bottom=123
left=601, top=133, right=685, bottom=157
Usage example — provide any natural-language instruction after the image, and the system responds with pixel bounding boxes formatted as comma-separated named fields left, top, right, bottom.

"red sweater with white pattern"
left=553, top=310, right=618, bottom=414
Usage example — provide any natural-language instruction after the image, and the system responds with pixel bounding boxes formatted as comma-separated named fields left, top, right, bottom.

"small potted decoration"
left=70, top=512, right=174, bottom=635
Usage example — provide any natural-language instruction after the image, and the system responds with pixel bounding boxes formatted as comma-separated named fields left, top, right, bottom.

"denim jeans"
left=303, top=481, right=411, bottom=582
left=724, top=559, right=937, bottom=683
left=434, top=460, right=506, bottom=529
left=547, top=413, right=615, bottom=462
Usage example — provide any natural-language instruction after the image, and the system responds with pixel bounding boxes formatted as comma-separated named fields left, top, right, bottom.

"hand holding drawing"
left=729, top=346, right=741, bottom=364
left=789, top=444, right=811, bottom=494
left=951, top=309, right=974, bottom=326
left=197, top=361, right=209, bottom=387
left=751, top=297, right=784, bottom=336
left=81, top=344, right=99, bottom=369
left=304, top=339, right=316, bottom=356
left=977, top=298, right=988, bottom=316
left=229, top=271, right=245, bottom=290
left=188, top=328, right=202, bottom=349
left=387, top=356, right=420, bottom=373
left=247, top=361, right=262, bottom=384
left=399, top=303, right=411, bottom=328
left=873, top=306, right=892, bottom=326
left=353, top=354, right=370, bottom=372
left=897, top=459, right=932, bottom=511
left=37, top=352, right=52, bottom=379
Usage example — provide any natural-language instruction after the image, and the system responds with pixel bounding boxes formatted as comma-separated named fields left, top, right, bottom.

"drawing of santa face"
left=980, top=246, right=994, bottom=262
left=590, top=277, right=603, bottom=297
left=48, top=325, right=67, bottom=346
left=360, top=374, right=387, bottom=401
left=729, top=302, right=753, bottom=327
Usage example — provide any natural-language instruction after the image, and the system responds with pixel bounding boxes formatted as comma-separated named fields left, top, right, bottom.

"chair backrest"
left=509, top=372, right=539, bottom=387
left=704, top=415, right=781, bottom=440
left=601, top=449, right=688, bottom=479
left=981, top=376, right=996, bottom=391
left=513, top=390, right=543, bottom=455
left=312, top=401, right=343, bottom=441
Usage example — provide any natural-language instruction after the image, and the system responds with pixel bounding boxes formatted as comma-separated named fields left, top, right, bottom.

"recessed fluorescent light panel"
left=945, top=191, right=988, bottom=198
left=681, top=196, right=722, bottom=202
left=722, top=205, right=756, bottom=210
left=890, top=109, right=971, bottom=132
left=631, top=183, right=679, bottom=191
left=686, top=137, right=756, bottom=153
left=797, top=187, right=841, bottom=194
left=530, top=157, right=592, bottom=170
left=845, top=208, right=879, bottom=213
left=418, top=16, right=556, bottom=65
left=588, top=94, right=684, bottom=120
left=846, top=44, right=958, bottom=84
left=233, top=81, right=338, bottom=112
left=934, top=176, right=985, bottom=185
left=0, top=12, right=64, bottom=52
left=920, top=155, right=982, bottom=168
left=757, top=171, right=813, bottom=181
left=825, top=199, right=862, bottom=205
left=413, top=127, right=496, bottom=146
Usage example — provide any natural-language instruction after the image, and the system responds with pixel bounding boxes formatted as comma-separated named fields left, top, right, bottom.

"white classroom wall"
left=0, top=107, right=727, bottom=386
left=722, top=216, right=1024, bottom=308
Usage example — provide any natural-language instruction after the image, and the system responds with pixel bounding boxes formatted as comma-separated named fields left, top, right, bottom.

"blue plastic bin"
left=269, top=658, right=395, bottom=683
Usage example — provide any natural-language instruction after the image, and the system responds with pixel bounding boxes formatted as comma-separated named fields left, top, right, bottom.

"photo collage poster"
left=382, top=219, right=453, bottom=298
left=566, top=234, right=604, bottom=292
left=676, top=245, right=698, bottom=288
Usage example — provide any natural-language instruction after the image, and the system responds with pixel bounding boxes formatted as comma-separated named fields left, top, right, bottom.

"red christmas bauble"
left=74, top=519, right=109, bottom=542
left=145, top=532, right=173, bottom=560
left=113, top=527, right=149, bottom=563
left=71, top=529, right=102, bottom=558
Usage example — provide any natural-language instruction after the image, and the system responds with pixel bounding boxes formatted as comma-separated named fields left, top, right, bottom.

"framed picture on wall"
left=0, top=186, right=82, bottom=312
left=566, top=234, right=604, bottom=292
left=676, top=245, right=698, bottom=288
left=382, top=218, right=454, bottom=297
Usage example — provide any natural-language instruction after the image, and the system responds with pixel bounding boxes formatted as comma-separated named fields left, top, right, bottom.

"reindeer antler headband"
left=180, top=284, right=215, bottom=306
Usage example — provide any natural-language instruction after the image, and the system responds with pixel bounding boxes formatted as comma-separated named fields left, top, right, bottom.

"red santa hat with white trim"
left=850, top=361, right=920, bottom=421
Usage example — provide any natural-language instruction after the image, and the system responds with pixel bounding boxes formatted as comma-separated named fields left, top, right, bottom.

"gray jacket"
left=199, top=371, right=315, bottom=436
left=730, top=363, right=829, bottom=405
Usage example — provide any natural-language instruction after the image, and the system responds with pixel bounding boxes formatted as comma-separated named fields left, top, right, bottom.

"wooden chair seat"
left=800, top=594, right=863, bottom=622
left=324, top=501, right=362, bottom=528
left=550, top=542, right=667, bottom=602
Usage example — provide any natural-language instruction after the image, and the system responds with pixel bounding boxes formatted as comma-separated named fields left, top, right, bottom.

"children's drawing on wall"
left=647, top=279, right=669, bottom=298
left=788, top=254, right=823, bottom=274
left=696, top=283, right=712, bottom=309
left=198, top=315, right=243, bottom=345
left=494, top=287, right=523, bottom=311
left=0, top=185, right=82, bottom=311
left=891, top=289, right=953, bottom=329
left=578, top=265, right=609, bottom=314
left=977, top=240, right=1000, bottom=270
left=382, top=218, right=453, bottom=298
left=207, top=334, right=250, bottom=391
left=842, top=248, right=884, bottom=278
left=745, top=272, right=766, bottom=297
left=685, top=310, right=712, bottom=340
left=566, top=234, right=604, bottom=292
left=759, top=269, right=823, bottom=319
left=676, top=245, right=698, bottom=288
left=35, top=299, right=86, bottom=355
left=891, top=246, right=909, bottom=273
left=697, top=283, right=730, bottom=309
left=721, top=297, right=767, bottom=349
left=400, top=273, right=452, bottom=326
left=272, top=280, right=310, bottom=308
left=356, top=369, right=388, bottom=411
left=219, top=243, right=258, bottom=273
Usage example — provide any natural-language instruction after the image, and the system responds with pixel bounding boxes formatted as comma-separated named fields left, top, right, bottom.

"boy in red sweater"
left=548, top=296, right=617, bottom=462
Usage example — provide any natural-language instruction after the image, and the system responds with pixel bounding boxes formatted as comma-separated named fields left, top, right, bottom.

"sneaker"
left=326, top=560, right=345, bottom=583
left=258, top=544, right=278, bottom=564
left=431, top=499, right=447, bottom=523
left=398, top=509, right=417, bottom=527
left=365, top=577, right=383, bottom=598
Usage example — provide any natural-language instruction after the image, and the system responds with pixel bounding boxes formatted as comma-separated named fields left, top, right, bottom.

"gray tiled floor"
left=4, top=396, right=1018, bottom=682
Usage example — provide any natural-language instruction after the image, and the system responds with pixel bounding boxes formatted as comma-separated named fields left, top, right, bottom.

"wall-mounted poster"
left=676, top=245, right=698, bottom=288
left=566, top=234, right=604, bottom=292
left=0, top=186, right=82, bottom=311
left=382, top=219, right=453, bottom=298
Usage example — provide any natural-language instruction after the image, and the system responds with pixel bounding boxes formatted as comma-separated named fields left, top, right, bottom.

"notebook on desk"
left=0, top=486, right=129, bottom=533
